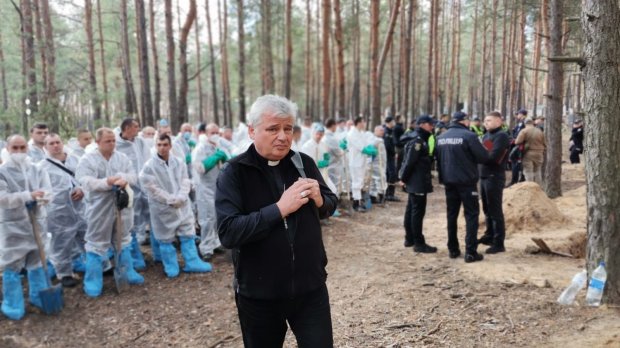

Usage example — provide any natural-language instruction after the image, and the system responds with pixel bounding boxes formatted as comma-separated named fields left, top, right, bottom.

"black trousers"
left=404, top=193, right=427, bottom=246
left=570, top=149, right=581, bottom=164
left=510, top=161, right=524, bottom=185
left=445, top=184, right=480, bottom=254
left=385, top=154, right=398, bottom=197
left=480, top=176, right=506, bottom=247
left=235, top=284, right=334, bottom=348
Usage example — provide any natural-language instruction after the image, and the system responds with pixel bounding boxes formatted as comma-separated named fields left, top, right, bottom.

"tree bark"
left=369, top=0, right=380, bottom=122
left=321, top=0, right=331, bottom=121
left=479, top=0, right=487, bottom=117
left=351, top=0, right=361, bottom=119
left=39, top=0, right=57, bottom=130
left=399, top=0, right=414, bottom=119
left=409, top=0, right=418, bottom=121
left=490, top=0, right=497, bottom=112
left=85, top=0, right=101, bottom=124
left=333, top=0, right=345, bottom=119
left=466, top=0, right=478, bottom=115
left=218, top=0, right=232, bottom=126
left=149, top=0, right=161, bottom=122
left=0, top=29, right=8, bottom=111
left=260, top=0, right=274, bottom=94
left=135, top=0, right=153, bottom=127
left=237, top=0, right=246, bottom=123
left=32, top=0, right=47, bottom=98
left=22, top=0, right=38, bottom=119
left=304, top=0, right=312, bottom=117
left=284, top=0, right=292, bottom=99
left=205, top=0, right=219, bottom=124
left=499, top=0, right=509, bottom=118
left=544, top=0, right=563, bottom=198
left=176, top=0, right=196, bottom=131
left=120, top=0, right=138, bottom=116
left=581, top=0, right=620, bottom=305
left=194, top=16, right=203, bottom=122
left=164, top=0, right=177, bottom=124
left=97, top=0, right=109, bottom=121
left=531, top=13, right=542, bottom=117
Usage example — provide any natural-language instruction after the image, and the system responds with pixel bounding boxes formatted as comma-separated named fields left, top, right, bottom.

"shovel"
left=27, top=203, right=64, bottom=315
left=113, top=205, right=130, bottom=294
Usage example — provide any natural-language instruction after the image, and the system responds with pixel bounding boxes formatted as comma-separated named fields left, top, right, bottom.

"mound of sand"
left=503, top=182, right=568, bottom=234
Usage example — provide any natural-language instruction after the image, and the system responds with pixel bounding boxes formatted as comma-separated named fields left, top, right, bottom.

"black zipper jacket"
left=436, top=122, right=490, bottom=186
left=216, top=144, right=337, bottom=300
left=399, top=128, right=433, bottom=194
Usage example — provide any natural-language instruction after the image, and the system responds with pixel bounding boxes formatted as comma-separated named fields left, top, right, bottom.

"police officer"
left=569, top=120, right=584, bottom=164
left=383, top=116, right=400, bottom=201
left=436, top=111, right=489, bottom=263
left=477, top=111, right=510, bottom=254
left=399, top=115, right=437, bottom=253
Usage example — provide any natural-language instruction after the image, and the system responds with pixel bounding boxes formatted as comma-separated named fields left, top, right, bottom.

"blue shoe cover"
left=84, top=252, right=103, bottom=298
left=332, top=210, right=341, bottom=217
left=27, top=267, right=47, bottom=309
left=159, top=242, right=180, bottom=278
left=2, top=269, right=25, bottom=320
left=130, top=233, right=146, bottom=271
left=72, top=254, right=86, bottom=273
left=46, top=260, right=56, bottom=280
left=120, top=247, right=144, bottom=285
left=180, top=236, right=212, bottom=273
left=150, top=234, right=162, bottom=263
left=106, top=248, right=115, bottom=260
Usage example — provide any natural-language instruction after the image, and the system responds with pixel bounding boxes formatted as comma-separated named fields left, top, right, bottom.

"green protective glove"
left=339, top=138, right=348, bottom=150
left=362, top=145, right=378, bottom=156
left=215, top=149, right=228, bottom=162
left=323, top=152, right=330, bottom=162
left=202, top=154, right=221, bottom=171
left=317, top=159, right=329, bottom=169
left=185, top=153, right=192, bottom=164
left=188, top=139, right=197, bottom=148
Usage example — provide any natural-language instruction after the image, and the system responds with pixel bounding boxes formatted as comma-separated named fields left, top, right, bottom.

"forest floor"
left=1, top=163, right=619, bottom=347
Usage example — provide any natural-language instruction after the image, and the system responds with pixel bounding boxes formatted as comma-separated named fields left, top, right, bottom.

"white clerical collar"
left=267, top=160, right=280, bottom=166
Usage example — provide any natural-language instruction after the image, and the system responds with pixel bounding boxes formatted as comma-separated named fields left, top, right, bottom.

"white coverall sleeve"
left=178, top=164, right=191, bottom=197
left=192, top=146, right=206, bottom=175
left=139, top=166, right=172, bottom=204
left=76, top=158, right=113, bottom=192
left=0, top=180, right=32, bottom=209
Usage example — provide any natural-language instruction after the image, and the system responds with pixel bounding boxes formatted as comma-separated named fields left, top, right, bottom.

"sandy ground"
left=1, top=162, right=619, bottom=347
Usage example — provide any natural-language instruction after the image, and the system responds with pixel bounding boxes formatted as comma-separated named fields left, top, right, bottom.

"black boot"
left=353, top=200, right=367, bottom=213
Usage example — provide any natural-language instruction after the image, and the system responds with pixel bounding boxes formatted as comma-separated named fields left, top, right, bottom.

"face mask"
left=10, top=153, right=28, bottom=164
left=208, top=134, right=220, bottom=144
left=183, top=132, right=191, bottom=141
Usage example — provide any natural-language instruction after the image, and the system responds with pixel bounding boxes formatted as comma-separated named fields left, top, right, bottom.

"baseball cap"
left=452, top=111, right=469, bottom=122
left=416, top=115, right=436, bottom=125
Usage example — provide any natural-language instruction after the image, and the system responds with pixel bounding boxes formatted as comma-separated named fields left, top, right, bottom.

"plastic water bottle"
left=557, top=269, right=587, bottom=305
left=586, top=261, right=607, bottom=306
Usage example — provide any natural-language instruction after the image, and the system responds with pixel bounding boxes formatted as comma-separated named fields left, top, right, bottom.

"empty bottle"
left=557, top=269, right=587, bottom=305
left=585, top=261, right=607, bottom=306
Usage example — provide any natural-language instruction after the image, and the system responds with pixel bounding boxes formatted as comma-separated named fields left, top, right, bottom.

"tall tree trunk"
left=467, top=0, right=478, bottom=114
left=351, top=0, right=361, bottom=119
left=433, top=0, right=441, bottom=117
left=499, top=0, right=508, bottom=117
left=454, top=0, right=461, bottom=110
left=85, top=0, right=101, bottom=124
left=22, top=0, right=38, bottom=120
left=260, top=0, right=274, bottom=94
left=426, top=0, right=435, bottom=114
left=135, top=0, right=153, bottom=127
left=218, top=0, right=232, bottom=126
left=314, top=0, right=321, bottom=120
left=544, top=0, right=563, bottom=198
left=446, top=0, right=458, bottom=113
left=194, top=17, right=203, bottom=122
left=400, top=0, right=414, bottom=119
left=237, top=0, right=246, bottom=123
left=321, top=0, right=331, bottom=121
left=40, top=0, right=57, bottom=130
left=176, top=0, right=196, bottom=131
left=32, top=0, right=47, bottom=99
left=516, top=3, right=526, bottom=112
left=0, top=29, right=7, bottom=111
left=165, top=0, right=177, bottom=123
left=205, top=0, right=219, bottom=124
left=372, top=0, right=401, bottom=127
left=97, top=0, right=110, bottom=121
left=409, top=0, right=418, bottom=121
left=120, top=0, right=137, bottom=116
left=369, top=0, right=380, bottom=122
left=581, top=0, right=620, bottom=305
left=149, top=0, right=161, bottom=122
left=479, top=0, right=487, bottom=117
left=284, top=0, right=292, bottom=99
left=333, top=0, right=345, bottom=119
left=490, top=0, right=498, bottom=112
left=531, top=13, right=542, bottom=117
left=304, top=0, right=312, bottom=117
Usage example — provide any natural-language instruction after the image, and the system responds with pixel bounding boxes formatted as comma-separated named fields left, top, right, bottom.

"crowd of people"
left=0, top=93, right=582, bottom=340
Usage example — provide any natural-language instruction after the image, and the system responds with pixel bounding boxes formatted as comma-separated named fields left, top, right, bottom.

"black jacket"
left=479, top=128, right=511, bottom=178
left=570, top=126, right=584, bottom=151
left=436, top=122, right=489, bottom=186
left=393, top=122, right=405, bottom=149
left=216, top=144, right=337, bottom=300
left=383, top=125, right=396, bottom=158
left=399, top=128, right=433, bottom=194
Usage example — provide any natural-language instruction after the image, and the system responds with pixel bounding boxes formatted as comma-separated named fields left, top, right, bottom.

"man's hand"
left=113, top=178, right=128, bottom=188
left=30, top=190, right=45, bottom=200
left=299, top=178, right=323, bottom=208
left=106, top=176, right=121, bottom=186
left=71, top=188, right=84, bottom=201
left=275, top=179, right=316, bottom=218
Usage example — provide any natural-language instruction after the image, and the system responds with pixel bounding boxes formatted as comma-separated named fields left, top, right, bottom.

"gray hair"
left=247, top=95, right=298, bottom=127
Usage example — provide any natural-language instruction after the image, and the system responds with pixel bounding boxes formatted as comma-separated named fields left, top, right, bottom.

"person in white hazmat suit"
left=27, top=123, right=49, bottom=163
left=300, top=124, right=338, bottom=194
left=114, top=118, right=149, bottom=270
left=0, top=135, right=53, bottom=320
left=346, top=117, right=377, bottom=212
left=76, top=128, right=144, bottom=298
left=192, top=123, right=228, bottom=260
left=140, top=134, right=212, bottom=278
left=322, top=119, right=346, bottom=196
left=38, top=134, right=87, bottom=288
left=369, top=126, right=388, bottom=203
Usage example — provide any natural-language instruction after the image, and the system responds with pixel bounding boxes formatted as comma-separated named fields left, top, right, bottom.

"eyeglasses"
left=10, top=145, right=27, bottom=150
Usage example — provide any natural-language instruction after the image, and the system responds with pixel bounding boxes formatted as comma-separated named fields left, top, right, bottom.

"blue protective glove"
left=339, top=139, right=348, bottom=150
left=362, top=145, right=378, bottom=156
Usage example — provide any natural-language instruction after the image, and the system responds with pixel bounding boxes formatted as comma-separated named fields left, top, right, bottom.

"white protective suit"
left=192, top=137, right=227, bottom=257
left=75, top=150, right=136, bottom=256
left=369, top=136, right=388, bottom=197
left=115, top=135, right=151, bottom=243
left=27, top=140, right=46, bottom=163
left=139, top=153, right=194, bottom=243
left=0, top=157, right=52, bottom=271
left=346, top=127, right=374, bottom=200
left=38, top=154, right=87, bottom=278
left=321, top=129, right=345, bottom=195
left=300, top=138, right=338, bottom=194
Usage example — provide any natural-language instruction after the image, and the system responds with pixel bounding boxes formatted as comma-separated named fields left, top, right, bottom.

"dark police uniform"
left=569, top=124, right=584, bottom=164
left=436, top=121, right=489, bottom=261
left=399, top=128, right=435, bottom=252
left=383, top=124, right=399, bottom=200
left=478, top=127, right=510, bottom=253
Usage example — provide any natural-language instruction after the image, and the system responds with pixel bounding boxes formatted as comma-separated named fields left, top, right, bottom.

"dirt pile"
left=557, top=231, right=587, bottom=258
left=503, top=182, right=568, bottom=234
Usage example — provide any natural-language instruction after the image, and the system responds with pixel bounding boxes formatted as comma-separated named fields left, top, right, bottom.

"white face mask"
left=208, top=134, right=220, bottom=144
left=10, top=153, right=28, bottom=164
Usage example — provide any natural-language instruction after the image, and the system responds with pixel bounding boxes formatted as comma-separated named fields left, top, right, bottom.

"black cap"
left=452, top=111, right=468, bottom=122
left=385, top=116, right=394, bottom=124
left=416, top=115, right=435, bottom=125
left=517, top=108, right=528, bottom=115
